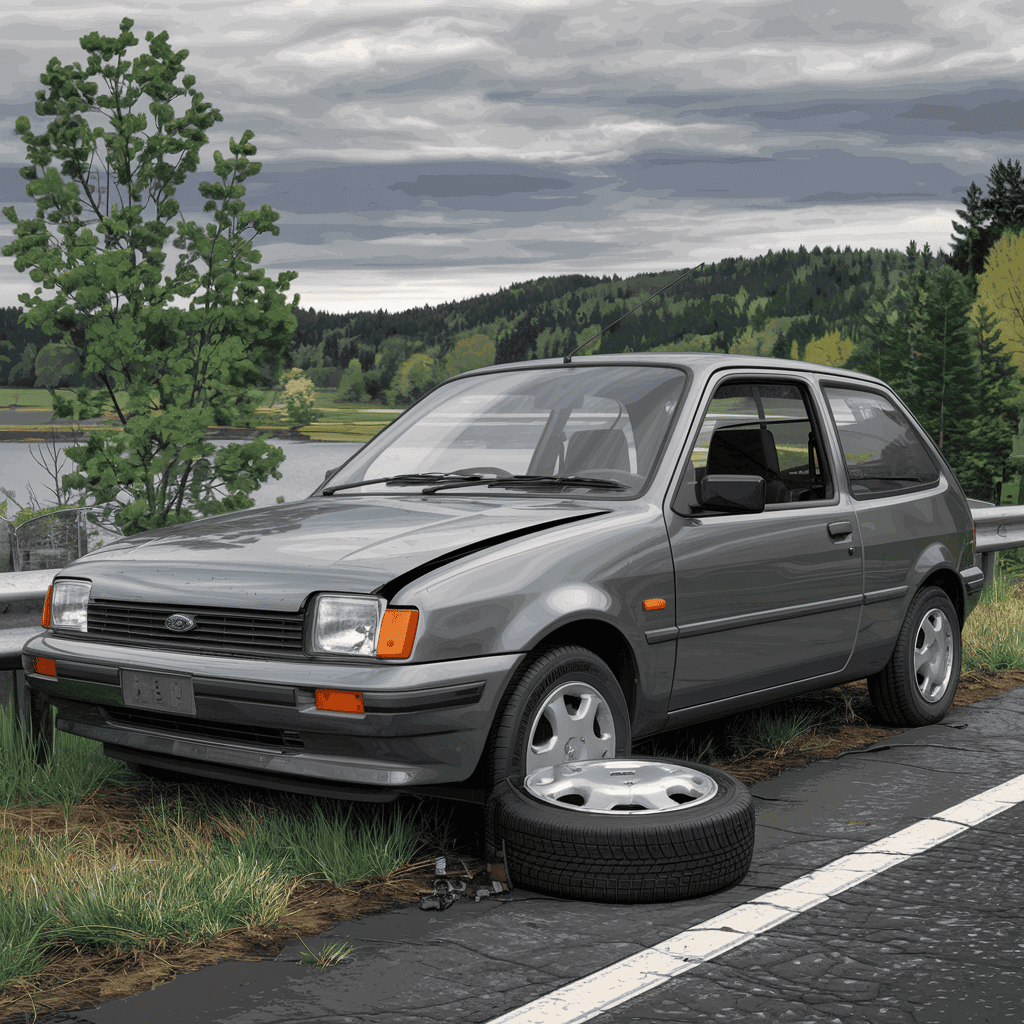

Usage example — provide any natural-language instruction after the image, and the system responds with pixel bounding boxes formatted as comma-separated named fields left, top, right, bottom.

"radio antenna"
left=563, top=263, right=705, bottom=363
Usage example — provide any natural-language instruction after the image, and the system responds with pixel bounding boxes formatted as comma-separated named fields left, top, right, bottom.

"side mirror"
left=697, top=474, right=765, bottom=513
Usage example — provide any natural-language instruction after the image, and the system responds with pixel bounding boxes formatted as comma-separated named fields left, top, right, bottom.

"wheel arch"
left=919, top=566, right=965, bottom=626
left=528, top=619, right=640, bottom=722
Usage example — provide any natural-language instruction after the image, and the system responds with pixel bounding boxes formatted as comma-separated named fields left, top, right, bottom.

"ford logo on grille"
left=165, top=613, right=197, bottom=633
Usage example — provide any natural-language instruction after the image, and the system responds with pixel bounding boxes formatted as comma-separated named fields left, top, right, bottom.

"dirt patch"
left=2, top=668, right=1023, bottom=1024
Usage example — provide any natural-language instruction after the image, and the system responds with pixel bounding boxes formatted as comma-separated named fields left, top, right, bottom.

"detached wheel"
left=868, top=585, right=961, bottom=727
left=486, top=645, right=631, bottom=789
left=489, top=759, right=755, bottom=902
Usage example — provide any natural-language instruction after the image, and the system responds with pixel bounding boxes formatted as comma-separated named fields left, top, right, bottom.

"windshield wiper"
left=486, top=474, right=626, bottom=491
left=323, top=472, right=484, bottom=495
left=420, top=473, right=627, bottom=494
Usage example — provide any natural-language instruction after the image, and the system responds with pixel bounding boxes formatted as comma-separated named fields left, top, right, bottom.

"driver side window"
left=675, top=379, right=833, bottom=513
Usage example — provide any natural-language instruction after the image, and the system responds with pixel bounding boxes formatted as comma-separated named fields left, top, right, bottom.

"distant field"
left=0, top=388, right=404, bottom=442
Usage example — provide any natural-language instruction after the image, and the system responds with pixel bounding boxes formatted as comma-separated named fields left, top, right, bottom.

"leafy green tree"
left=388, top=352, right=437, bottom=405
left=33, top=340, right=81, bottom=388
left=279, top=367, right=317, bottom=426
left=6, top=342, right=38, bottom=386
left=909, top=266, right=977, bottom=477
left=1, top=19, right=297, bottom=533
left=957, top=305, right=1022, bottom=503
left=334, top=357, right=366, bottom=403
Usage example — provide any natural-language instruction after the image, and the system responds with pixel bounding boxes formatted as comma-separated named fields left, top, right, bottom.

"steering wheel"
left=452, top=466, right=513, bottom=477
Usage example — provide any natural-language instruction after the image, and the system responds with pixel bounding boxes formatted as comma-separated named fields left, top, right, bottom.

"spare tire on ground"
left=487, top=758, right=755, bottom=903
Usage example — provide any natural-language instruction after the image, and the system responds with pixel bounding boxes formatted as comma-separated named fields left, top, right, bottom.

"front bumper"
left=22, top=632, right=522, bottom=792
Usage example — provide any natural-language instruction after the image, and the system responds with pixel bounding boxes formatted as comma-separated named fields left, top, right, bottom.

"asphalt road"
left=30, top=684, right=1024, bottom=1024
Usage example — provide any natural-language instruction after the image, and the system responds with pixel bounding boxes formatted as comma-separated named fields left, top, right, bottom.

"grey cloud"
left=387, top=174, right=572, bottom=198
left=899, top=99, right=1024, bottom=134
left=833, top=21, right=910, bottom=36
left=752, top=16, right=819, bottom=39
left=743, top=88, right=1024, bottom=140
left=369, top=65, right=477, bottom=95
left=799, top=191, right=937, bottom=203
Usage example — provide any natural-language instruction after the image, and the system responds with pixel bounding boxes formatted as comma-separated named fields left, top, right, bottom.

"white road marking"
left=487, top=772, right=1024, bottom=1024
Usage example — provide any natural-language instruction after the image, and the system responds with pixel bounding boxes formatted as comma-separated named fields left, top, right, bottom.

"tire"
left=488, top=758, right=755, bottom=902
left=486, top=645, right=631, bottom=790
left=868, top=585, right=962, bottom=727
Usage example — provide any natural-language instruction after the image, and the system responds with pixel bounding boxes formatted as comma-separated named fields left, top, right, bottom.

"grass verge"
left=0, top=707, right=426, bottom=1020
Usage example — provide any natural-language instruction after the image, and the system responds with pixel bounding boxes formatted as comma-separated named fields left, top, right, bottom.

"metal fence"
left=1, top=507, right=122, bottom=572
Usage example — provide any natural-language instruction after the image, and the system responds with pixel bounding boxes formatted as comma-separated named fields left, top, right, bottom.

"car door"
left=819, top=382, right=965, bottom=662
left=665, top=373, right=864, bottom=712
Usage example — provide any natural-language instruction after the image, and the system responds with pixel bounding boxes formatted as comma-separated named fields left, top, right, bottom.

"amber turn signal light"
left=41, top=585, right=53, bottom=628
left=315, top=689, right=364, bottom=714
left=33, top=657, right=57, bottom=677
left=377, top=609, right=418, bottom=659
left=642, top=598, right=667, bottom=611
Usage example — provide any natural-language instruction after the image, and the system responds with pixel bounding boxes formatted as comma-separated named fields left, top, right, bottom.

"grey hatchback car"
left=23, top=354, right=985, bottom=802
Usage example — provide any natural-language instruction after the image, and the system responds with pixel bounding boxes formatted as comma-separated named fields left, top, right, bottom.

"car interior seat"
left=705, top=428, right=789, bottom=503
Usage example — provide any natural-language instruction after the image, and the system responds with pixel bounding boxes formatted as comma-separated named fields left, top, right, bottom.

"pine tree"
left=909, top=266, right=978, bottom=483
left=949, top=158, right=1024, bottom=282
left=984, top=158, right=1024, bottom=234
left=949, top=181, right=992, bottom=279
left=957, top=305, right=1022, bottom=503
left=847, top=241, right=932, bottom=402
left=495, top=314, right=541, bottom=363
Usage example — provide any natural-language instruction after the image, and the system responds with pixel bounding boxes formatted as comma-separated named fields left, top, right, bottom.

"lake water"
left=0, top=438, right=364, bottom=513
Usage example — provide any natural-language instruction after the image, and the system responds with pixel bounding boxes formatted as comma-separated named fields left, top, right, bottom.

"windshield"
left=320, top=364, right=689, bottom=498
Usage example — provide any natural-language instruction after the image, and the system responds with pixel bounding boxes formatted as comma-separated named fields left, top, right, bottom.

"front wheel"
left=868, top=586, right=961, bottom=726
left=486, top=645, right=631, bottom=790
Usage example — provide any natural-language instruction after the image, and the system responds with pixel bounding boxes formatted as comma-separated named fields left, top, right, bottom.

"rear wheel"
left=868, top=586, right=961, bottom=726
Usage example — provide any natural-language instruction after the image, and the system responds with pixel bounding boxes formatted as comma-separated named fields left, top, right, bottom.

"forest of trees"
left=3, top=159, right=1022, bottom=502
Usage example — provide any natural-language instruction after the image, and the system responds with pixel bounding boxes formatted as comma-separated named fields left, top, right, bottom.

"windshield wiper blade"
left=323, top=473, right=484, bottom=495
left=486, top=474, right=626, bottom=490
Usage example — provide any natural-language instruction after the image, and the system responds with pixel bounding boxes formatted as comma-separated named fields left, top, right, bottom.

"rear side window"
left=823, top=386, right=940, bottom=499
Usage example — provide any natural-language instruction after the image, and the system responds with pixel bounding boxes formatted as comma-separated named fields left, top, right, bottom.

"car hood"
left=69, top=495, right=610, bottom=610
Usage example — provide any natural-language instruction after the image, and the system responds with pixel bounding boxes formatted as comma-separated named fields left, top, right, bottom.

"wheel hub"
left=525, top=680, right=615, bottom=774
left=524, top=759, right=719, bottom=814
left=914, top=607, right=954, bottom=703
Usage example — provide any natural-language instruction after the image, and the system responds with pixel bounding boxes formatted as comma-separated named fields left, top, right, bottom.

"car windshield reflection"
left=320, top=364, right=689, bottom=499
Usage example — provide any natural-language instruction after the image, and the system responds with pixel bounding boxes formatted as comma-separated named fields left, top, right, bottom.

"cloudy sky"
left=1, top=0, right=1021, bottom=314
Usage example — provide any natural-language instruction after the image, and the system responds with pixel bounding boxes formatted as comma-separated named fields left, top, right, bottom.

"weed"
left=297, top=939, right=354, bottom=971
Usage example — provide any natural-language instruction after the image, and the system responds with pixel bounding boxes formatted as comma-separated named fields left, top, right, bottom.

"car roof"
left=462, top=352, right=886, bottom=387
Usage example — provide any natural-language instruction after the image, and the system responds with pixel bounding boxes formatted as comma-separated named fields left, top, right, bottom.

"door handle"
left=827, top=520, right=853, bottom=538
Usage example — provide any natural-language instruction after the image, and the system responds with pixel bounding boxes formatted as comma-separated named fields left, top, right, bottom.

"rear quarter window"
left=823, top=385, right=940, bottom=499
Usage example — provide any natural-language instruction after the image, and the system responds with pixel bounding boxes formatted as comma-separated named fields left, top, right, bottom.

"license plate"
left=120, top=670, right=196, bottom=716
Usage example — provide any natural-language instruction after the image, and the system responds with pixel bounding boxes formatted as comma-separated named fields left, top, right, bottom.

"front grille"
left=87, top=600, right=306, bottom=659
left=107, top=706, right=304, bottom=748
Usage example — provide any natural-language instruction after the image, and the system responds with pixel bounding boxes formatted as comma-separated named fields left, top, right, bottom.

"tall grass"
left=0, top=701, right=136, bottom=812
left=0, top=701, right=420, bottom=998
left=962, top=562, right=1024, bottom=673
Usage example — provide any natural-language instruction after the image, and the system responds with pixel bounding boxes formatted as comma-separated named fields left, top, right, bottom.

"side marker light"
left=33, top=657, right=57, bottom=677
left=642, top=598, right=667, bottom=611
left=315, top=689, right=364, bottom=714
left=377, top=609, right=419, bottom=659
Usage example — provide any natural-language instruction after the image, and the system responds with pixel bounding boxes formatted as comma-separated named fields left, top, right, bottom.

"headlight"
left=45, top=580, right=91, bottom=632
left=309, top=595, right=419, bottom=658
left=311, top=595, right=386, bottom=655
